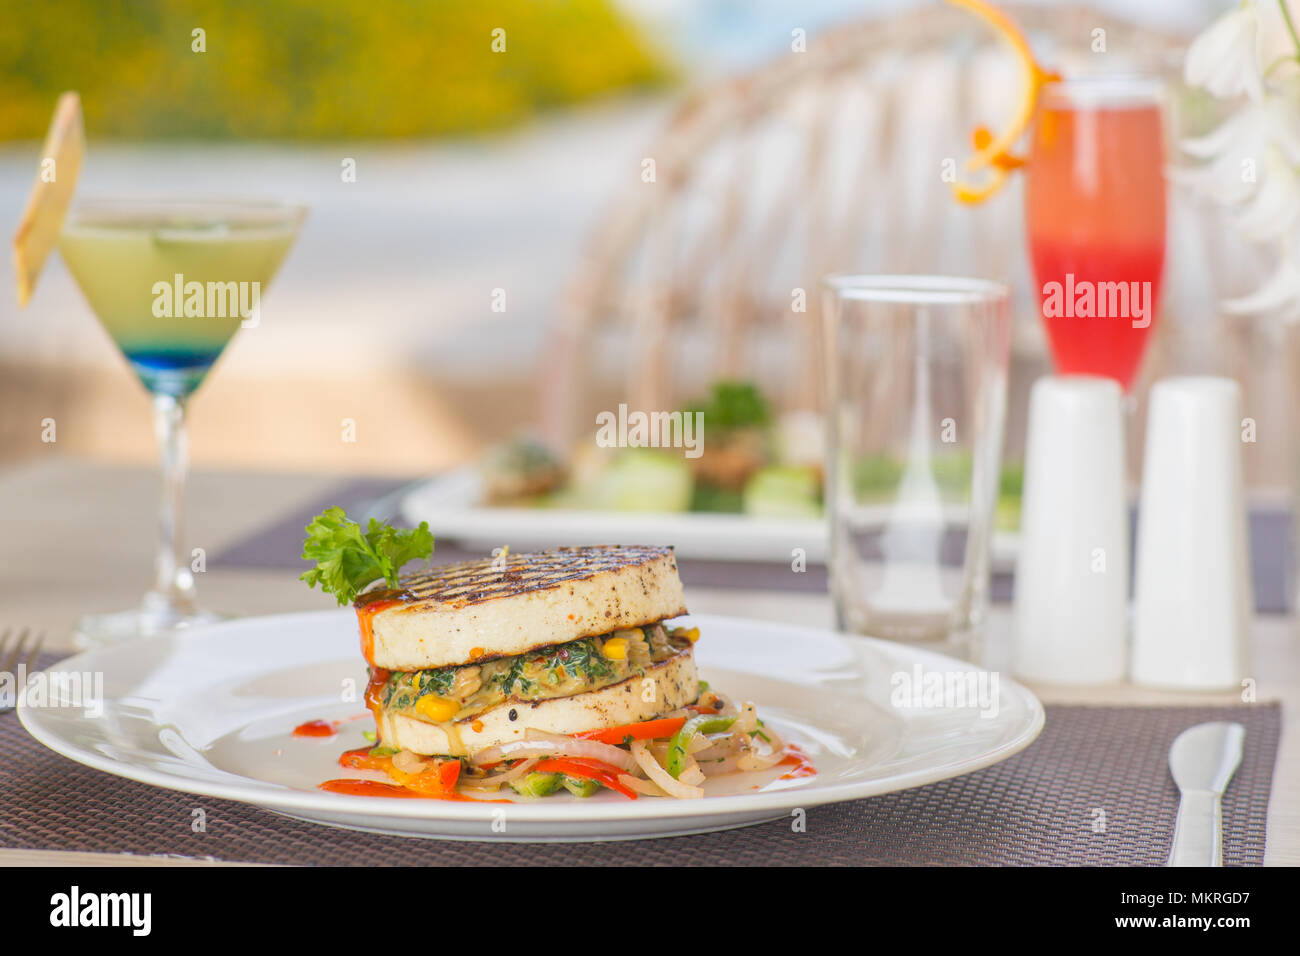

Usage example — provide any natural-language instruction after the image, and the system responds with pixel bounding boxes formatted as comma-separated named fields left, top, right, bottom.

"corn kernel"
left=602, top=637, right=629, bottom=660
left=415, top=695, right=459, bottom=722
left=671, top=626, right=701, bottom=643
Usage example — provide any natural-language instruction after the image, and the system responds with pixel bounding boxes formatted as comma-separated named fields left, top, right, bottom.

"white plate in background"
left=399, top=467, right=1019, bottom=566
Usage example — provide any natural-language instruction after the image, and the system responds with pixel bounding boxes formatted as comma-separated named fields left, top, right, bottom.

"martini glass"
left=58, top=198, right=306, bottom=646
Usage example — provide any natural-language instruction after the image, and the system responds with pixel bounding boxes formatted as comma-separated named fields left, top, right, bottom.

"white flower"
left=1235, top=146, right=1300, bottom=241
left=1222, top=240, right=1300, bottom=321
left=1177, top=4, right=1300, bottom=322
left=1185, top=0, right=1264, bottom=103
left=1174, top=103, right=1272, bottom=205
left=1181, top=128, right=1300, bottom=320
left=1175, top=98, right=1300, bottom=206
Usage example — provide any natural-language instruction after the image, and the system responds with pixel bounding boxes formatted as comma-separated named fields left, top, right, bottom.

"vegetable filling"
left=378, top=623, right=697, bottom=724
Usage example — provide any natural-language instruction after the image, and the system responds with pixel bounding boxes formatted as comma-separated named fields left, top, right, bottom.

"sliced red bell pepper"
left=404, top=758, right=461, bottom=795
left=576, top=717, right=687, bottom=746
left=439, top=758, right=462, bottom=790
left=533, top=757, right=638, bottom=800
left=332, top=750, right=487, bottom=802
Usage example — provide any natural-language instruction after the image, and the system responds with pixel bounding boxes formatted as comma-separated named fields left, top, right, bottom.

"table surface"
left=2, top=457, right=1296, bottom=866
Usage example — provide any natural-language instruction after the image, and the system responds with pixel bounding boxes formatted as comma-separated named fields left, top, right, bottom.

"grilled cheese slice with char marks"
left=358, top=544, right=687, bottom=671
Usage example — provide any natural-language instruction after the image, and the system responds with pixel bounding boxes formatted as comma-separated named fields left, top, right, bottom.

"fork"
left=0, top=627, right=46, bottom=715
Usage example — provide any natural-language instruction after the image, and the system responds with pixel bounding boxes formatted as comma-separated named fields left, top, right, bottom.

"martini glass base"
left=74, top=597, right=226, bottom=650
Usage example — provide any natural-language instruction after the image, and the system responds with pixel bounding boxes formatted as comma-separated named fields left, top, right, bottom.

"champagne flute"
left=1024, top=75, right=1167, bottom=391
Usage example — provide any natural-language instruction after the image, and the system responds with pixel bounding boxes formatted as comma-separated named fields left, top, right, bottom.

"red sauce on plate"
left=778, top=744, right=817, bottom=780
left=292, top=719, right=338, bottom=738
left=291, top=713, right=368, bottom=738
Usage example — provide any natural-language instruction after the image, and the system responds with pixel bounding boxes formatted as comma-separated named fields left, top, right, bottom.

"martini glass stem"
left=151, top=392, right=197, bottom=613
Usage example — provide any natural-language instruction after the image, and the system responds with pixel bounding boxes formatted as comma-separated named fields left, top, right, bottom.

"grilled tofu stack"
left=355, top=545, right=698, bottom=757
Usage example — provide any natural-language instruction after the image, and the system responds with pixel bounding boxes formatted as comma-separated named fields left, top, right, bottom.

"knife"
left=1167, top=721, right=1245, bottom=867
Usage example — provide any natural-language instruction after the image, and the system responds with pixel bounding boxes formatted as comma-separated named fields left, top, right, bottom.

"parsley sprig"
left=299, top=507, right=434, bottom=606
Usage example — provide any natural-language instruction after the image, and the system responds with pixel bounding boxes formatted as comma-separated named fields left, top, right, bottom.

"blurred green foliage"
left=0, top=0, right=669, bottom=140
left=684, top=381, right=772, bottom=432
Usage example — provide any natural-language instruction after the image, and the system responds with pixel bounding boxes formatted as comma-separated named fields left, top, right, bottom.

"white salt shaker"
left=1131, top=376, right=1252, bottom=690
left=1013, top=376, right=1129, bottom=684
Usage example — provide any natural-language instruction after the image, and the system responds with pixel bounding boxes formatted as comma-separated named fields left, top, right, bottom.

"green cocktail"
left=60, top=201, right=300, bottom=395
left=59, top=199, right=306, bottom=645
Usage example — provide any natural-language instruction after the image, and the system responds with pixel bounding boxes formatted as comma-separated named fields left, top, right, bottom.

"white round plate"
left=19, top=611, right=1043, bottom=842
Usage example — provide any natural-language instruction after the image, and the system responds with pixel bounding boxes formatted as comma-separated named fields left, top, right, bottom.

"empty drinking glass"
left=821, top=276, right=1010, bottom=658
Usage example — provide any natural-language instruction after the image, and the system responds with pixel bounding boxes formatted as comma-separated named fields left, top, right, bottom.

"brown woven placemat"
left=1, top=699, right=1279, bottom=865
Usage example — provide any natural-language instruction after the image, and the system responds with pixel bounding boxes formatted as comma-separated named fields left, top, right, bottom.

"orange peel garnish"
left=946, top=0, right=1058, bottom=203
left=973, top=126, right=1026, bottom=170
left=952, top=166, right=1009, bottom=204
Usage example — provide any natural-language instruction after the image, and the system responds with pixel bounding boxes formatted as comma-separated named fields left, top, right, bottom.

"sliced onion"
left=617, top=773, right=668, bottom=797
left=391, top=749, right=429, bottom=774
left=630, top=740, right=703, bottom=799
left=764, top=725, right=786, bottom=750
left=693, top=733, right=743, bottom=764
left=738, top=749, right=786, bottom=772
left=699, top=755, right=743, bottom=776
left=678, top=763, right=706, bottom=786
left=470, top=730, right=635, bottom=771
left=686, top=733, right=714, bottom=755
left=736, top=725, right=788, bottom=772
left=460, top=757, right=540, bottom=790
left=524, top=728, right=637, bottom=770
left=699, top=725, right=787, bottom=776
left=732, top=702, right=759, bottom=735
